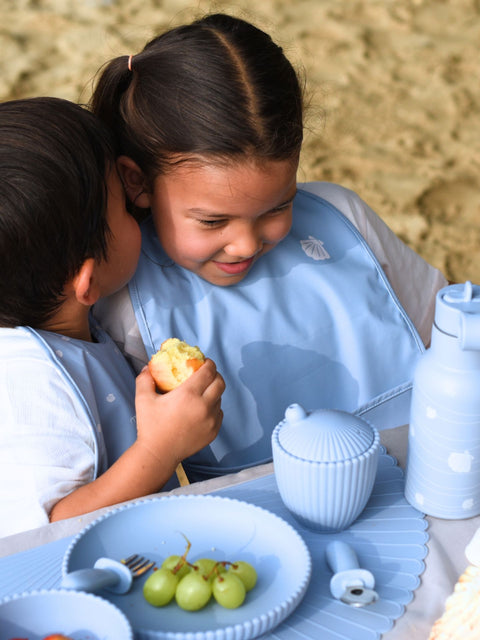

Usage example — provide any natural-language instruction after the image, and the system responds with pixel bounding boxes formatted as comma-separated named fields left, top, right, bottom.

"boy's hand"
left=134, top=359, right=225, bottom=465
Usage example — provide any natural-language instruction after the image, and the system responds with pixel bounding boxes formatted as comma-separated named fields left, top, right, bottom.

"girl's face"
left=147, top=158, right=298, bottom=286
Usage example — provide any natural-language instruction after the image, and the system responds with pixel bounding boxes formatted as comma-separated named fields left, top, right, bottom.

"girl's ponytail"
left=89, top=56, right=133, bottom=154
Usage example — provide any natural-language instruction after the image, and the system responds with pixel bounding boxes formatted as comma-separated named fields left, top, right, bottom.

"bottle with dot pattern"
left=405, top=282, right=480, bottom=518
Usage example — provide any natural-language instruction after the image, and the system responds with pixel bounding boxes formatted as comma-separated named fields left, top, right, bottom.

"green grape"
left=162, top=554, right=191, bottom=579
left=193, top=558, right=226, bottom=581
left=175, top=572, right=212, bottom=611
left=228, top=561, right=257, bottom=591
left=144, top=537, right=257, bottom=612
left=143, top=567, right=179, bottom=606
left=192, top=558, right=216, bottom=578
left=212, top=572, right=246, bottom=609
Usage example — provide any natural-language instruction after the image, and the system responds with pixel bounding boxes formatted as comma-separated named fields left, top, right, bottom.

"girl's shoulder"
left=297, top=181, right=372, bottom=230
left=297, top=180, right=407, bottom=250
left=297, top=181, right=447, bottom=346
left=297, top=181, right=356, bottom=202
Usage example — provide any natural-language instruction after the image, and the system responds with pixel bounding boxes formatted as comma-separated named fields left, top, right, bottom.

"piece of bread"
left=429, top=564, right=480, bottom=639
left=429, top=527, right=480, bottom=639
left=148, top=338, right=205, bottom=392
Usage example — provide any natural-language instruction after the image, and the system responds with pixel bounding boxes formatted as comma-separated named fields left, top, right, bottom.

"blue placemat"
left=0, top=448, right=427, bottom=639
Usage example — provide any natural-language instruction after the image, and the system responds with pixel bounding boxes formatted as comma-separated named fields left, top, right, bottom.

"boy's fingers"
left=202, top=373, right=226, bottom=402
left=181, top=358, right=218, bottom=392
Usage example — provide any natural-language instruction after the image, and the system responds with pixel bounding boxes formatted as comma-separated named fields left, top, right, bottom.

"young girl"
left=91, top=13, right=447, bottom=482
left=0, top=97, right=224, bottom=536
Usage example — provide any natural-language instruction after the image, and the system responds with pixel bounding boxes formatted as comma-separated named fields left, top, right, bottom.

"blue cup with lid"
left=272, top=404, right=380, bottom=532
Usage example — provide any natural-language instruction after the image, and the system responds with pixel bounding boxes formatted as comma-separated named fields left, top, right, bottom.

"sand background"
left=1, top=0, right=479, bottom=283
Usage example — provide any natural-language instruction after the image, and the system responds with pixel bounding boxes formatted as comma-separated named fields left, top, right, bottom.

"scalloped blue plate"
left=63, top=495, right=311, bottom=640
left=0, top=588, right=133, bottom=639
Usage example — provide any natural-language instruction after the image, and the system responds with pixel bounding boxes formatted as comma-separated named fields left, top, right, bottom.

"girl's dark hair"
left=90, top=13, right=304, bottom=184
left=0, top=97, right=114, bottom=327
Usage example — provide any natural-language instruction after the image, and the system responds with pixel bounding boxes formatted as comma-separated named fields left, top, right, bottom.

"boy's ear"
left=72, top=258, right=102, bottom=306
left=116, top=155, right=152, bottom=208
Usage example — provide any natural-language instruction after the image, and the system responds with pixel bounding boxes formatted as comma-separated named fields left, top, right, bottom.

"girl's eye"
left=266, top=204, right=292, bottom=216
left=196, top=203, right=292, bottom=227
left=198, top=218, right=226, bottom=227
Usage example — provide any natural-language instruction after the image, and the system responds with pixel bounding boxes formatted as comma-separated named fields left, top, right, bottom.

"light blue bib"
left=29, top=323, right=137, bottom=476
left=130, top=189, right=424, bottom=480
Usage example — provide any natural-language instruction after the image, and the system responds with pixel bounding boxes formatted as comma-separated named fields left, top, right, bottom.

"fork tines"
left=121, top=554, right=156, bottom=576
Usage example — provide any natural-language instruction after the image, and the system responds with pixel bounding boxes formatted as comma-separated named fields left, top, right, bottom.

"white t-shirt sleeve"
left=0, top=344, right=97, bottom=536
left=299, top=181, right=448, bottom=346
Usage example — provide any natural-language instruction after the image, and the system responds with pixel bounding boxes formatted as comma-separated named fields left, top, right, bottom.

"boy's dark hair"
left=90, top=13, right=304, bottom=185
left=0, top=97, right=114, bottom=327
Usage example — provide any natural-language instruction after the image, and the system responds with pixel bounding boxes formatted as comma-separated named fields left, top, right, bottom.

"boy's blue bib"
left=29, top=323, right=137, bottom=477
left=130, top=189, right=424, bottom=480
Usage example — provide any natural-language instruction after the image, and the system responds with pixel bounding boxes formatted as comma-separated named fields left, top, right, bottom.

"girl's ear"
left=72, top=258, right=102, bottom=306
left=116, top=155, right=151, bottom=208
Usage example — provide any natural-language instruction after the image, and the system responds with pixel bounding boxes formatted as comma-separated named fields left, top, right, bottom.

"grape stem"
left=172, top=533, right=192, bottom=575
left=206, top=561, right=229, bottom=582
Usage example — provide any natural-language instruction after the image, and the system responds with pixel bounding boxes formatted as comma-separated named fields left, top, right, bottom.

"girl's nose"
left=224, top=225, right=262, bottom=258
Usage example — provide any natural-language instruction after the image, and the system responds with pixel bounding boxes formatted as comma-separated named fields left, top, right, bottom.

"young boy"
left=0, top=97, right=224, bottom=537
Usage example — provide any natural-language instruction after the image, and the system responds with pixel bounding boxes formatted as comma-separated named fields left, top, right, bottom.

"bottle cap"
left=435, top=282, right=480, bottom=349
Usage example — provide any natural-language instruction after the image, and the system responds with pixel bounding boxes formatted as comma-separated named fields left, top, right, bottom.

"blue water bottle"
left=405, top=281, right=480, bottom=518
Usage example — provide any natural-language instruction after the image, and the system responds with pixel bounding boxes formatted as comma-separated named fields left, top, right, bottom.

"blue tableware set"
left=4, top=282, right=479, bottom=639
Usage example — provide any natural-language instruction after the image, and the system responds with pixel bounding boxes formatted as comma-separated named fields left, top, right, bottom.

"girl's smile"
left=144, top=158, right=299, bottom=286
left=212, top=256, right=257, bottom=275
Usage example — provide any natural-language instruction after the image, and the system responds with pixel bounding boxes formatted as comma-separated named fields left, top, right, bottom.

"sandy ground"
left=1, top=0, right=480, bottom=283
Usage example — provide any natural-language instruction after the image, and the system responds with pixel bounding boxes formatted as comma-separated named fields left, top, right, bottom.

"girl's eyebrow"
left=270, top=191, right=297, bottom=211
left=188, top=190, right=298, bottom=217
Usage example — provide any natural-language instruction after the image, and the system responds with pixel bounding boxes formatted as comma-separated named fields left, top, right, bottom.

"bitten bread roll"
left=429, top=526, right=480, bottom=640
left=429, top=564, right=480, bottom=639
left=148, top=338, right=205, bottom=392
